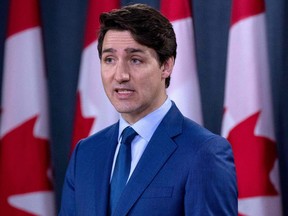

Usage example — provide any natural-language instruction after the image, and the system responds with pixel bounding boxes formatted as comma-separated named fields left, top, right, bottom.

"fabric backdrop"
left=0, top=0, right=287, bottom=214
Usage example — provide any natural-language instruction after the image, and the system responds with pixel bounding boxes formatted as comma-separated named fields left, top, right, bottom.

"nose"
left=114, top=61, right=130, bottom=83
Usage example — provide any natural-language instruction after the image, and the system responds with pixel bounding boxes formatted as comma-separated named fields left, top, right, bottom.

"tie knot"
left=121, top=127, right=137, bottom=146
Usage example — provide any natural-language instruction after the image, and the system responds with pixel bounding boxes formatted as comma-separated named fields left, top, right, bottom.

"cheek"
left=101, top=73, right=112, bottom=96
left=137, top=73, right=161, bottom=94
left=101, top=69, right=112, bottom=83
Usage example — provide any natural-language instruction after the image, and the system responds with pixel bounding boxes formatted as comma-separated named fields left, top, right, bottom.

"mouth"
left=116, top=89, right=134, bottom=93
left=115, top=88, right=135, bottom=98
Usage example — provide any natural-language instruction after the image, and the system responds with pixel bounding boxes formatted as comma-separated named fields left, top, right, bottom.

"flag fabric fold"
left=160, top=0, right=202, bottom=125
left=71, top=0, right=120, bottom=151
left=0, top=0, right=55, bottom=215
left=221, top=0, right=282, bottom=215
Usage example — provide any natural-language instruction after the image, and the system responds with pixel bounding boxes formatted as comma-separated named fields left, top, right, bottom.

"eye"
left=103, top=56, right=115, bottom=64
left=131, top=58, right=142, bottom=65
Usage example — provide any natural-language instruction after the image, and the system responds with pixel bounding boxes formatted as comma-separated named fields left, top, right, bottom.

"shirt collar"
left=119, top=98, right=172, bottom=142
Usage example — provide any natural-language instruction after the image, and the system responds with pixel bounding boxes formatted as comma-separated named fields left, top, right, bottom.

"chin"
left=115, top=104, right=140, bottom=116
left=115, top=107, right=133, bottom=114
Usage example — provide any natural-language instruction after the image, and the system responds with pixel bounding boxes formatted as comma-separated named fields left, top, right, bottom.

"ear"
left=161, top=57, right=174, bottom=79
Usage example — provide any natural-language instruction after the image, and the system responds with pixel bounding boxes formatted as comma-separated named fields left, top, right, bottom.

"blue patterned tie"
left=109, top=126, right=137, bottom=214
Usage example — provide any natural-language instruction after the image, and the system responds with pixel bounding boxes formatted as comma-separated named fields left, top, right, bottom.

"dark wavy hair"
left=97, top=3, right=177, bottom=88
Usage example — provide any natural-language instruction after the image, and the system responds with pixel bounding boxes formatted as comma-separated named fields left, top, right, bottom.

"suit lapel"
left=91, top=123, right=119, bottom=216
left=113, top=104, right=183, bottom=216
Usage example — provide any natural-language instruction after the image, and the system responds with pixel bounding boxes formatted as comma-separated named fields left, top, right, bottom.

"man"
left=59, top=3, right=237, bottom=216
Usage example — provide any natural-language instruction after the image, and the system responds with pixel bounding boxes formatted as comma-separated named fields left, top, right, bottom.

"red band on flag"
left=231, top=0, right=265, bottom=26
left=161, top=0, right=192, bottom=22
left=84, top=1, right=120, bottom=48
left=7, top=0, right=41, bottom=37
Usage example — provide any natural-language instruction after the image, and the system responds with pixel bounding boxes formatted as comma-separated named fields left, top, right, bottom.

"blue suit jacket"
left=59, top=103, right=237, bottom=215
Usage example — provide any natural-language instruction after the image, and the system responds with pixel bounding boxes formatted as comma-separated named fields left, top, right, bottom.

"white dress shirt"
left=110, top=98, right=172, bottom=181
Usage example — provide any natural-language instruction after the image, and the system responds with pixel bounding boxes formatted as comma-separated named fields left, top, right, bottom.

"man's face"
left=101, top=30, right=173, bottom=124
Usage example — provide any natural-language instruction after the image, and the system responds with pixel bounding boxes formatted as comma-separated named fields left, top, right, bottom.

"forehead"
left=102, top=30, right=147, bottom=51
left=101, top=30, right=160, bottom=62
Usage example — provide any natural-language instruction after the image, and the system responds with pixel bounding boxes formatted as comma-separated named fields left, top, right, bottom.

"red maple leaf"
left=71, top=92, right=95, bottom=151
left=0, top=116, right=53, bottom=215
left=227, top=111, right=278, bottom=198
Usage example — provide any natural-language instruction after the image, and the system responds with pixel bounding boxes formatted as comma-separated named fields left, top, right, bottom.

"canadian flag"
left=71, top=0, right=120, bottom=151
left=0, top=0, right=55, bottom=215
left=221, top=0, right=282, bottom=215
left=160, top=0, right=202, bottom=125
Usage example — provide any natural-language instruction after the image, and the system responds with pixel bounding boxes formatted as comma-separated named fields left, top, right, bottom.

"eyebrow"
left=125, top=48, right=145, bottom=53
left=102, top=48, right=115, bottom=54
left=102, top=47, right=145, bottom=54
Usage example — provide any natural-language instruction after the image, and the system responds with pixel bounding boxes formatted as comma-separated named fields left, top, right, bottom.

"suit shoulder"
left=177, top=117, right=232, bottom=155
left=182, top=117, right=220, bottom=141
left=76, top=123, right=118, bottom=148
